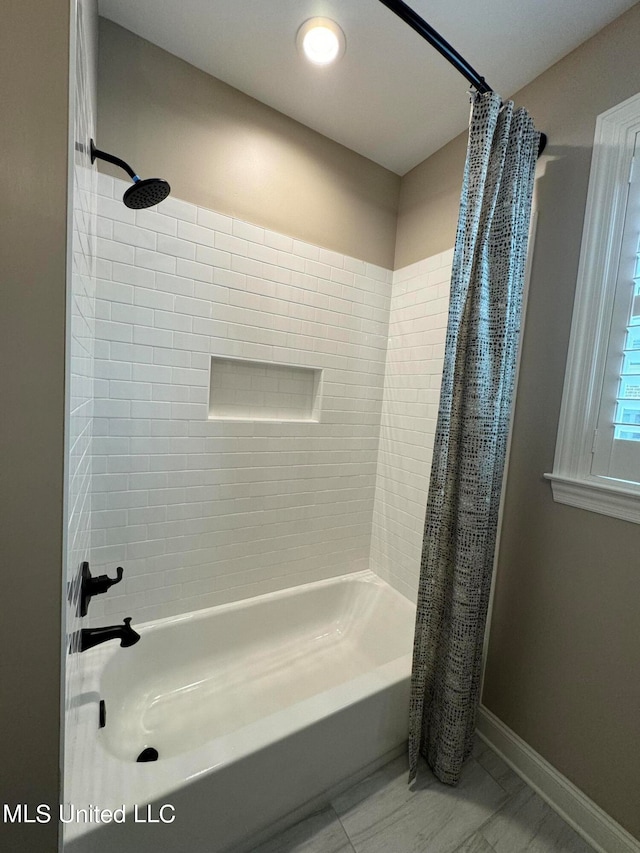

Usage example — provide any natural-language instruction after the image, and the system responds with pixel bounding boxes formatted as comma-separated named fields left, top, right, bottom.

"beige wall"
left=394, top=132, right=467, bottom=268
left=0, top=1, right=69, bottom=850
left=97, top=19, right=400, bottom=269
left=399, top=4, right=640, bottom=838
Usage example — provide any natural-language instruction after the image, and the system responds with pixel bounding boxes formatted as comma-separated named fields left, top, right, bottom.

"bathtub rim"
left=113, top=567, right=409, bottom=636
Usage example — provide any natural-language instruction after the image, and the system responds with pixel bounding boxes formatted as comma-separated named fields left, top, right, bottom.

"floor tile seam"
left=446, top=789, right=509, bottom=853
left=450, top=828, right=482, bottom=853
left=468, top=778, right=534, bottom=842
left=330, top=768, right=509, bottom=853
left=442, top=756, right=516, bottom=851
left=328, top=803, right=358, bottom=853
left=334, top=803, right=500, bottom=853
left=331, top=804, right=361, bottom=853
left=473, top=789, right=599, bottom=853
left=452, top=829, right=499, bottom=853
left=327, top=751, right=515, bottom=851
left=469, top=753, right=521, bottom=799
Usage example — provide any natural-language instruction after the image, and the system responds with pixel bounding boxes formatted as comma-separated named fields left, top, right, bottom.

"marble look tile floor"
left=252, top=738, right=596, bottom=853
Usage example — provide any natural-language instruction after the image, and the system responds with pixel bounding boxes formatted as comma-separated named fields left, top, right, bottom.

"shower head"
left=123, top=177, right=171, bottom=209
left=90, top=140, right=171, bottom=209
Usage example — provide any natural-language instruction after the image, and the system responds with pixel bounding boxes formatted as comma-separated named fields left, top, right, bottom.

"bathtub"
left=64, top=570, right=414, bottom=853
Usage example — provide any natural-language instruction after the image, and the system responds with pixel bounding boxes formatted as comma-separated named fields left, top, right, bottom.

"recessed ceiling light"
left=296, top=18, right=346, bottom=66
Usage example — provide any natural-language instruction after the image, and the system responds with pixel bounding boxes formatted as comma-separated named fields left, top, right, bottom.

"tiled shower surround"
left=91, top=177, right=390, bottom=622
left=90, top=175, right=451, bottom=624
left=371, top=251, right=453, bottom=601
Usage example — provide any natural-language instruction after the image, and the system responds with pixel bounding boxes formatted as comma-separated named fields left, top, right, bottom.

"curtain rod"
left=377, top=0, right=547, bottom=155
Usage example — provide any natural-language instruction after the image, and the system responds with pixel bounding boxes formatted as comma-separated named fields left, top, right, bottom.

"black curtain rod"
left=377, top=0, right=547, bottom=155
left=378, top=0, right=491, bottom=94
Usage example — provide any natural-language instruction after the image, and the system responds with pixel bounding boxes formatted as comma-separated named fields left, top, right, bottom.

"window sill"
left=544, top=473, right=640, bottom=524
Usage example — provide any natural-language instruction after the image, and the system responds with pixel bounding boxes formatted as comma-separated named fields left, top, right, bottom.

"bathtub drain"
left=136, top=747, right=159, bottom=762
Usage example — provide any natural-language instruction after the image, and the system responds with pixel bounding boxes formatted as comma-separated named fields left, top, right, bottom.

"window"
left=546, top=92, right=640, bottom=523
left=592, top=145, right=640, bottom=482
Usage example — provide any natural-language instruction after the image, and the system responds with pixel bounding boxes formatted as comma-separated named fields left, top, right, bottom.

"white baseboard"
left=477, top=705, right=640, bottom=853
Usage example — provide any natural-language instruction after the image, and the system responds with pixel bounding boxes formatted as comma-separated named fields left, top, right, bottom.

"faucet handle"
left=77, top=562, right=125, bottom=617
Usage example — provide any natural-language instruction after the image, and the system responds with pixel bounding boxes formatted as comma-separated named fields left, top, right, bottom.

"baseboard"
left=226, top=742, right=407, bottom=853
left=477, top=705, right=640, bottom=853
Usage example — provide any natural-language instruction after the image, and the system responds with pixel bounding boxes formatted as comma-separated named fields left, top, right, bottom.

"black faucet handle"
left=77, top=562, right=125, bottom=617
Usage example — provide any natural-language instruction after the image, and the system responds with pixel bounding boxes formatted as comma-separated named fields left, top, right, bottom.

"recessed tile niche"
left=209, top=356, right=322, bottom=422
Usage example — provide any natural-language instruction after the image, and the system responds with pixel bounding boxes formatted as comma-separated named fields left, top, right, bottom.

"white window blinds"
left=592, top=131, right=640, bottom=481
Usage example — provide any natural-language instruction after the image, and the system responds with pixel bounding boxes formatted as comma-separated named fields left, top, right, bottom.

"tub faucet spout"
left=77, top=617, right=140, bottom=652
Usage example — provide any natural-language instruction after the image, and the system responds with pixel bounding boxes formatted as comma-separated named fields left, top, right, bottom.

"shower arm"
left=90, top=139, right=139, bottom=181
left=377, top=0, right=547, bottom=156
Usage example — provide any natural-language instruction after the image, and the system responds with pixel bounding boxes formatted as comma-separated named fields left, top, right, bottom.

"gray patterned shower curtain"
left=408, top=91, right=539, bottom=785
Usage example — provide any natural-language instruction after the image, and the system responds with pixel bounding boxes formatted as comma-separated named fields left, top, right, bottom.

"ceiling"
left=98, top=0, right=637, bottom=175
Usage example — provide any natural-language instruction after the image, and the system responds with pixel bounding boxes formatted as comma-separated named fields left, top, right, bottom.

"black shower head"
left=123, top=177, right=171, bottom=209
left=90, top=140, right=171, bottom=209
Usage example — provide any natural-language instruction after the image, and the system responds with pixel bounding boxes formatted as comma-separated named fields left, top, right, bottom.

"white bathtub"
left=64, top=571, right=414, bottom=853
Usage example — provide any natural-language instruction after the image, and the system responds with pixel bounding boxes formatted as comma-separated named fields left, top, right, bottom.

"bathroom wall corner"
left=370, top=249, right=454, bottom=602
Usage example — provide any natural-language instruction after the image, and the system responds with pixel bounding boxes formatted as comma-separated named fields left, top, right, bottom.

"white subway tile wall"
left=90, top=177, right=392, bottom=624
left=370, top=251, right=453, bottom=602
left=65, top=0, right=98, bottom=802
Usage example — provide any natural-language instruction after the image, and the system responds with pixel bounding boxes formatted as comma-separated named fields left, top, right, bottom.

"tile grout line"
left=332, top=803, right=354, bottom=851
left=463, top=752, right=597, bottom=852
left=329, top=752, right=512, bottom=853
left=443, top=754, right=515, bottom=853
left=328, top=804, right=358, bottom=853
left=450, top=751, right=520, bottom=847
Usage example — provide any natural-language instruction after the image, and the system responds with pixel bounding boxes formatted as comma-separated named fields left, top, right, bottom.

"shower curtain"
left=408, top=91, right=539, bottom=785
